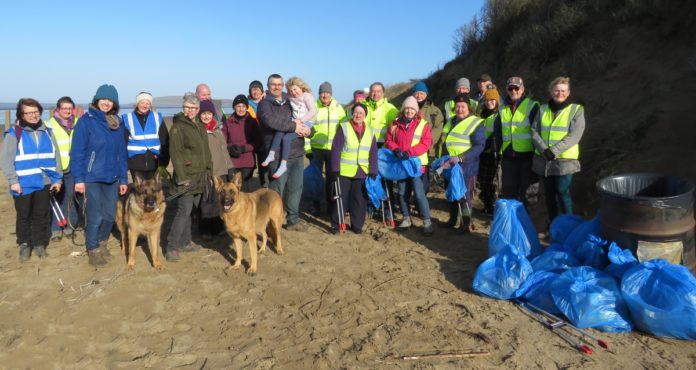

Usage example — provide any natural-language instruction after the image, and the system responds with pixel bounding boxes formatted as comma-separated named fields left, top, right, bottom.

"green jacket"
left=418, top=99, right=444, bottom=158
left=169, top=112, right=212, bottom=194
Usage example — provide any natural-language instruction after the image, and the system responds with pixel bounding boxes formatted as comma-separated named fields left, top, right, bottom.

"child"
left=262, top=76, right=317, bottom=178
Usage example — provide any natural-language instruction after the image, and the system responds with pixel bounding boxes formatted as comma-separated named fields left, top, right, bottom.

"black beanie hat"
left=248, top=80, right=263, bottom=95
left=233, top=94, right=249, bottom=108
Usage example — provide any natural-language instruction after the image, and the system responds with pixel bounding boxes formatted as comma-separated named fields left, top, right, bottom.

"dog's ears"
left=232, top=171, right=243, bottom=188
left=134, top=173, right=143, bottom=185
left=213, top=175, right=224, bottom=192
left=153, top=169, right=161, bottom=183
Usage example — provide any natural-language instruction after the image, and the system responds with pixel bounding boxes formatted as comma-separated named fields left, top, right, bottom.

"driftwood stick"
left=394, top=351, right=490, bottom=360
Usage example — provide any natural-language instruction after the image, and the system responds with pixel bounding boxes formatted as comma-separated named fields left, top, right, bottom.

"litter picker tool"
left=331, top=179, right=346, bottom=232
left=516, top=301, right=594, bottom=355
left=525, top=302, right=609, bottom=349
left=50, top=193, right=67, bottom=228
left=381, top=177, right=395, bottom=228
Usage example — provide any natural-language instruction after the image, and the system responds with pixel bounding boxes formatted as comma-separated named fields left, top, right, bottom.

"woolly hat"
left=233, top=94, right=249, bottom=108
left=411, top=81, right=429, bottom=94
left=483, top=88, right=501, bottom=105
left=319, top=81, right=332, bottom=94
left=199, top=100, right=216, bottom=116
left=455, top=78, right=470, bottom=90
left=401, top=96, right=419, bottom=112
left=135, top=92, right=153, bottom=106
left=93, top=84, right=119, bottom=105
left=248, top=80, right=263, bottom=95
left=353, top=90, right=366, bottom=100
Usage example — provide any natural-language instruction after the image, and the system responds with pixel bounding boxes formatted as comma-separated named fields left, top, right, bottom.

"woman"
left=70, top=85, right=128, bottom=267
left=437, top=94, right=486, bottom=232
left=1, top=98, right=62, bottom=262
left=329, top=103, right=378, bottom=234
left=121, top=91, right=169, bottom=180
left=166, top=93, right=212, bottom=261
left=531, top=76, right=585, bottom=227
left=384, top=96, right=434, bottom=236
left=476, top=88, right=502, bottom=215
left=198, top=100, right=230, bottom=241
left=222, top=94, right=260, bottom=192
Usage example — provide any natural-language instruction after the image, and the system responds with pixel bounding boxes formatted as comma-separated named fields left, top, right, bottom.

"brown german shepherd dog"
left=116, top=173, right=166, bottom=270
left=214, top=172, right=284, bottom=275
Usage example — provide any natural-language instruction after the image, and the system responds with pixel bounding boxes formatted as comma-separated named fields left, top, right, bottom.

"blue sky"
left=0, top=0, right=484, bottom=105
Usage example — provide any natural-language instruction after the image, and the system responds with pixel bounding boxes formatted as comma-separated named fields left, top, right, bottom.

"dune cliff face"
left=390, top=0, right=696, bottom=214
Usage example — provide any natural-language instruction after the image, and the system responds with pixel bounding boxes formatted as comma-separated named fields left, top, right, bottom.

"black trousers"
left=228, top=167, right=254, bottom=192
left=501, top=157, right=539, bottom=209
left=330, top=176, right=367, bottom=232
left=14, top=185, right=51, bottom=247
left=478, top=151, right=500, bottom=210
left=312, top=148, right=335, bottom=207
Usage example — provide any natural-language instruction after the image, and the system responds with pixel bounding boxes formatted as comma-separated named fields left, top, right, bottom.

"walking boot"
left=397, top=217, right=412, bottom=229
left=18, top=243, right=31, bottom=263
left=88, top=248, right=108, bottom=268
left=423, top=219, right=435, bottom=236
left=34, top=245, right=47, bottom=258
left=460, top=216, right=472, bottom=234
left=441, top=203, right=459, bottom=228
left=98, top=240, right=113, bottom=259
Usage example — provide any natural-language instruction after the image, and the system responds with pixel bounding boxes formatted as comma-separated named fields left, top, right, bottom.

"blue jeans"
left=51, top=172, right=78, bottom=232
left=85, top=181, right=119, bottom=250
left=269, top=156, right=303, bottom=225
left=543, top=174, right=574, bottom=222
left=167, top=193, right=201, bottom=250
left=397, top=175, right=431, bottom=221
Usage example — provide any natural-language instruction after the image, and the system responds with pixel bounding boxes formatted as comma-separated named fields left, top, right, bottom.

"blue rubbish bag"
left=531, top=251, right=579, bottom=273
left=574, top=235, right=609, bottom=269
left=302, top=161, right=324, bottom=202
left=473, top=244, right=533, bottom=300
left=563, top=217, right=601, bottom=254
left=551, top=267, right=633, bottom=333
left=550, top=215, right=584, bottom=244
left=544, top=243, right=573, bottom=254
left=365, top=174, right=386, bottom=209
left=515, top=271, right=562, bottom=315
left=488, top=199, right=542, bottom=258
left=430, top=156, right=467, bottom=202
left=621, top=259, right=696, bottom=340
left=604, top=242, right=638, bottom=281
left=377, top=148, right=422, bottom=181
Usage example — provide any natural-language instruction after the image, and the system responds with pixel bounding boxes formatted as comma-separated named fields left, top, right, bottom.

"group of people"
left=0, top=72, right=585, bottom=267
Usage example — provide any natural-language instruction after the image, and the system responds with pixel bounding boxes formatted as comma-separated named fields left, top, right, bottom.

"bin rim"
left=595, top=172, right=695, bottom=202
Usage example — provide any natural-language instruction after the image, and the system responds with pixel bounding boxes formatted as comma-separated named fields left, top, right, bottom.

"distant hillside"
left=393, top=0, right=696, bottom=213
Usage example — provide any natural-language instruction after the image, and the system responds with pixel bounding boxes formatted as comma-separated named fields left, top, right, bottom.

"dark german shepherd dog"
left=116, top=173, right=166, bottom=270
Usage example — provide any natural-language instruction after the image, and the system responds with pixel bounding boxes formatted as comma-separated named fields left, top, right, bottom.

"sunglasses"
left=507, top=86, right=520, bottom=92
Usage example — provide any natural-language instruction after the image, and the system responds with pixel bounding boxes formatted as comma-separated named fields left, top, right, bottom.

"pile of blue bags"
left=473, top=199, right=696, bottom=340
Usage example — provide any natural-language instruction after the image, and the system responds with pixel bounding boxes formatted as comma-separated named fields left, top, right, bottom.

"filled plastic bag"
left=551, top=267, right=633, bottom=333
left=563, top=217, right=601, bottom=254
left=365, top=174, right=386, bottom=209
left=574, top=235, right=609, bottom=270
left=377, top=148, right=422, bottom=181
left=488, top=199, right=541, bottom=258
left=621, top=259, right=696, bottom=340
left=531, top=251, right=579, bottom=273
left=473, top=244, right=533, bottom=300
left=550, top=215, right=584, bottom=244
left=302, top=161, right=325, bottom=202
left=604, top=242, right=638, bottom=281
left=515, top=271, right=562, bottom=315
left=430, top=156, right=467, bottom=202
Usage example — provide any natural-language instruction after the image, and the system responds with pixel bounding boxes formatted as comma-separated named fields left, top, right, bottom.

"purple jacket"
left=222, top=113, right=260, bottom=169
left=330, top=121, right=378, bottom=179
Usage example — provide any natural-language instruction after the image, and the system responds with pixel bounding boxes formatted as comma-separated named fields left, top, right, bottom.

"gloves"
left=233, top=144, right=247, bottom=154
left=332, top=172, right=340, bottom=178
left=228, top=145, right=241, bottom=158
left=369, top=173, right=377, bottom=180
left=399, top=151, right=410, bottom=160
left=543, top=148, right=555, bottom=161
left=393, top=148, right=403, bottom=158
left=306, top=152, right=314, bottom=161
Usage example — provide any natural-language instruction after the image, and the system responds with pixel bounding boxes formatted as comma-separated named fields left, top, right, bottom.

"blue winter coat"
left=70, top=107, right=128, bottom=184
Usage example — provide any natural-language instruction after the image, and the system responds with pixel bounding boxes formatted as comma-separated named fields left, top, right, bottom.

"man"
left=45, top=96, right=79, bottom=241
left=195, top=83, right=226, bottom=122
left=121, top=92, right=169, bottom=180
left=308, top=81, right=347, bottom=215
left=475, top=74, right=494, bottom=105
left=492, top=76, right=540, bottom=210
left=257, top=74, right=313, bottom=231
left=444, top=78, right=478, bottom=121
left=363, top=82, right=399, bottom=146
left=247, top=80, right=264, bottom=120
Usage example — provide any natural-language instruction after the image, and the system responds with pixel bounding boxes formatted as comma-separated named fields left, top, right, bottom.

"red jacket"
left=384, top=114, right=432, bottom=173
left=222, top=113, right=260, bottom=169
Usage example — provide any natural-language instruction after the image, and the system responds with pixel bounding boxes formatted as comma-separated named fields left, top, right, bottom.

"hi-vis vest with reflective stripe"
left=536, top=103, right=582, bottom=160
left=390, top=118, right=429, bottom=166
left=8, top=127, right=58, bottom=195
left=339, top=122, right=373, bottom=177
left=365, top=98, right=398, bottom=143
left=444, top=98, right=479, bottom=121
left=309, top=98, right=346, bottom=151
left=483, top=112, right=497, bottom=139
left=45, top=117, right=77, bottom=171
left=122, top=111, right=162, bottom=157
left=500, top=97, right=538, bottom=153
left=442, top=115, right=483, bottom=157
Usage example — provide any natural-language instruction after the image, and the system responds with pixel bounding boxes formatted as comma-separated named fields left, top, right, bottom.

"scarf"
left=548, top=98, right=571, bottom=112
left=53, top=111, right=74, bottom=131
left=350, top=119, right=365, bottom=138
left=204, top=118, right=217, bottom=132
left=106, top=114, right=120, bottom=130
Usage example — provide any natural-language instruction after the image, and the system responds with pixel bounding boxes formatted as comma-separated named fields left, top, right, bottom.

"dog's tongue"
left=224, top=204, right=232, bottom=211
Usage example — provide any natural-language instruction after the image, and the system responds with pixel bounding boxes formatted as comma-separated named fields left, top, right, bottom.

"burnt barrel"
left=596, top=173, right=695, bottom=274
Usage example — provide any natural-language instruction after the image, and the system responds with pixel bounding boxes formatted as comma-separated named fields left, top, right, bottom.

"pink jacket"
left=384, top=114, right=432, bottom=173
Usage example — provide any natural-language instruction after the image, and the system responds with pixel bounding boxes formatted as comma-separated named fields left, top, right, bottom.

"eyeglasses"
left=183, top=106, right=199, bottom=110
left=23, top=111, right=40, bottom=116
left=507, top=86, right=520, bottom=92
left=58, top=107, right=73, bottom=111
